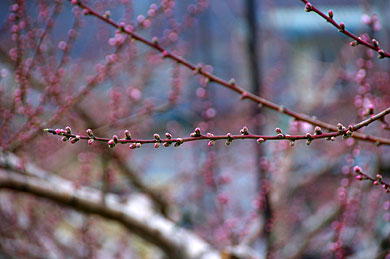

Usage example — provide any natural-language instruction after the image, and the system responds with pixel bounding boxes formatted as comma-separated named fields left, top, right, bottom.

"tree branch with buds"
left=301, top=0, right=390, bottom=58
left=44, top=106, right=390, bottom=149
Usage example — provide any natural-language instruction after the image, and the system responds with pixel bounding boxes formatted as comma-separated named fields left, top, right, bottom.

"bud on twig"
left=338, top=22, right=345, bottom=32
left=328, top=10, right=333, bottom=19
left=304, top=3, right=312, bottom=12
left=124, top=130, right=132, bottom=140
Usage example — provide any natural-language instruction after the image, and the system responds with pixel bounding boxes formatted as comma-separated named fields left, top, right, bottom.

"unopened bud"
left=240, top=126, right=249, bottom=135
left=86, top=129, right=94, bottom=138
left=257, top=138, right=265, bottom=143
left=339, top=22, right=345, bottom=32
left=328, top=10, right=333, bottom=19
left=304, top=3, right=312, bottom=12
left=124, top=130, right=132, bottom=140
left=378, top=49, right=385, bottom=59
left=372, top=39, right=379, bottom=48
left=314, top=126, right=322, bottom=135
left=108, top=139, right=115, bottom=148
left=65, top=126, right=72, bottom=134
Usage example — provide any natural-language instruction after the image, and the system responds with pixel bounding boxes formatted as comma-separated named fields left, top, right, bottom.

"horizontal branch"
left=0, top=166, right=221, bottom=259
left=301, top=0, right=390, bottom=58
left=65, top=0, right=390, bottom=146
left=44, top=107, right=390, bottom=148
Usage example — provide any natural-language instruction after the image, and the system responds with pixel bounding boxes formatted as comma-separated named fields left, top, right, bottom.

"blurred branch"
left=281, top=202, right=341, bottom=258
left=0, top=156, right=221, bottom=259
left=75, top=107, right=172, bottom=217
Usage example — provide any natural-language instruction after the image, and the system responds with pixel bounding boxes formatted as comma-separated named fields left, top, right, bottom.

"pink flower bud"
left=304, top=3, right=312, bottom=12
left=108, top=139, right=115, bottom=148
left=339, top=22, right=345, bottom=31
left=328, top=10, right=333, bottom=19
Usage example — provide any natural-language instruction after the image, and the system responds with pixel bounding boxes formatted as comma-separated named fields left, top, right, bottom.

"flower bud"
left=328, top=10, right=334, bottom=19
left=65, top=126, right=72, bottom=134
left=257, top=138, right=265, bottom=143
left=108, top=139, right=115, bottom=148
left=339, top=22, right=345, bottom=32
left=304, top=3, right=312, bottom=12
left=229, top=78, right=235, bottom=86
left=123, top=130, right=131, bottom=140
left=353, top=166, right=362, bottom=173
left=240, top=126, right=249, bottom=135
left=86, top=129, right=94, bottom=138
left=378, top=49, right=385, bottom=59
left=314, top=126, right=322, bottom=135
left=372, top=39, right=379, bottom=48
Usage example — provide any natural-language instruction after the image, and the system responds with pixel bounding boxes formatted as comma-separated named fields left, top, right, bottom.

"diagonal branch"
left=66, top=0, right=390, bottom=146
left=301, top=0, right=390, bottom=58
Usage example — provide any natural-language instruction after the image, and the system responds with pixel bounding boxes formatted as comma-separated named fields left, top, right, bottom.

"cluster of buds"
left=354, top=166, right=390, bottom=193
left=225, top=133, right=233, bottom=146
left=190, top=127, right=201, bottom=137
left=163, top=132, right=172, bottom=147
left=129, top=143, right=142, bottom=149
left=305, top=133, right=313, bottom=145
left=86, top=129, right=95, bottom=145
left=207, top=132, right=215, bottom=147
left=342, top=125, right=353, bottom=139
left=240, top=126, right=249, bottom=135
left=275, top=128, right=284, bottom=138
left=174, top=138, right=183, bottom=147
left=154, top=134, right=161, bottom=148
left=45, top=126, right=74, bottom=142
left=304, top=3, right=312, bottom=12
left=108, top=135, right=118, bottom=148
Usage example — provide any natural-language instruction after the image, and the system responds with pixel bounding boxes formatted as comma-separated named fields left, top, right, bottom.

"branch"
left=44, top=107, right=390, bottom=148
left=64, top=0, right=390, bottom=146
left=0, top=166, right=221, bottom=259
left=301, top=0, right=390, bottom=58
left=353, top=166, right=390, bottom=193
